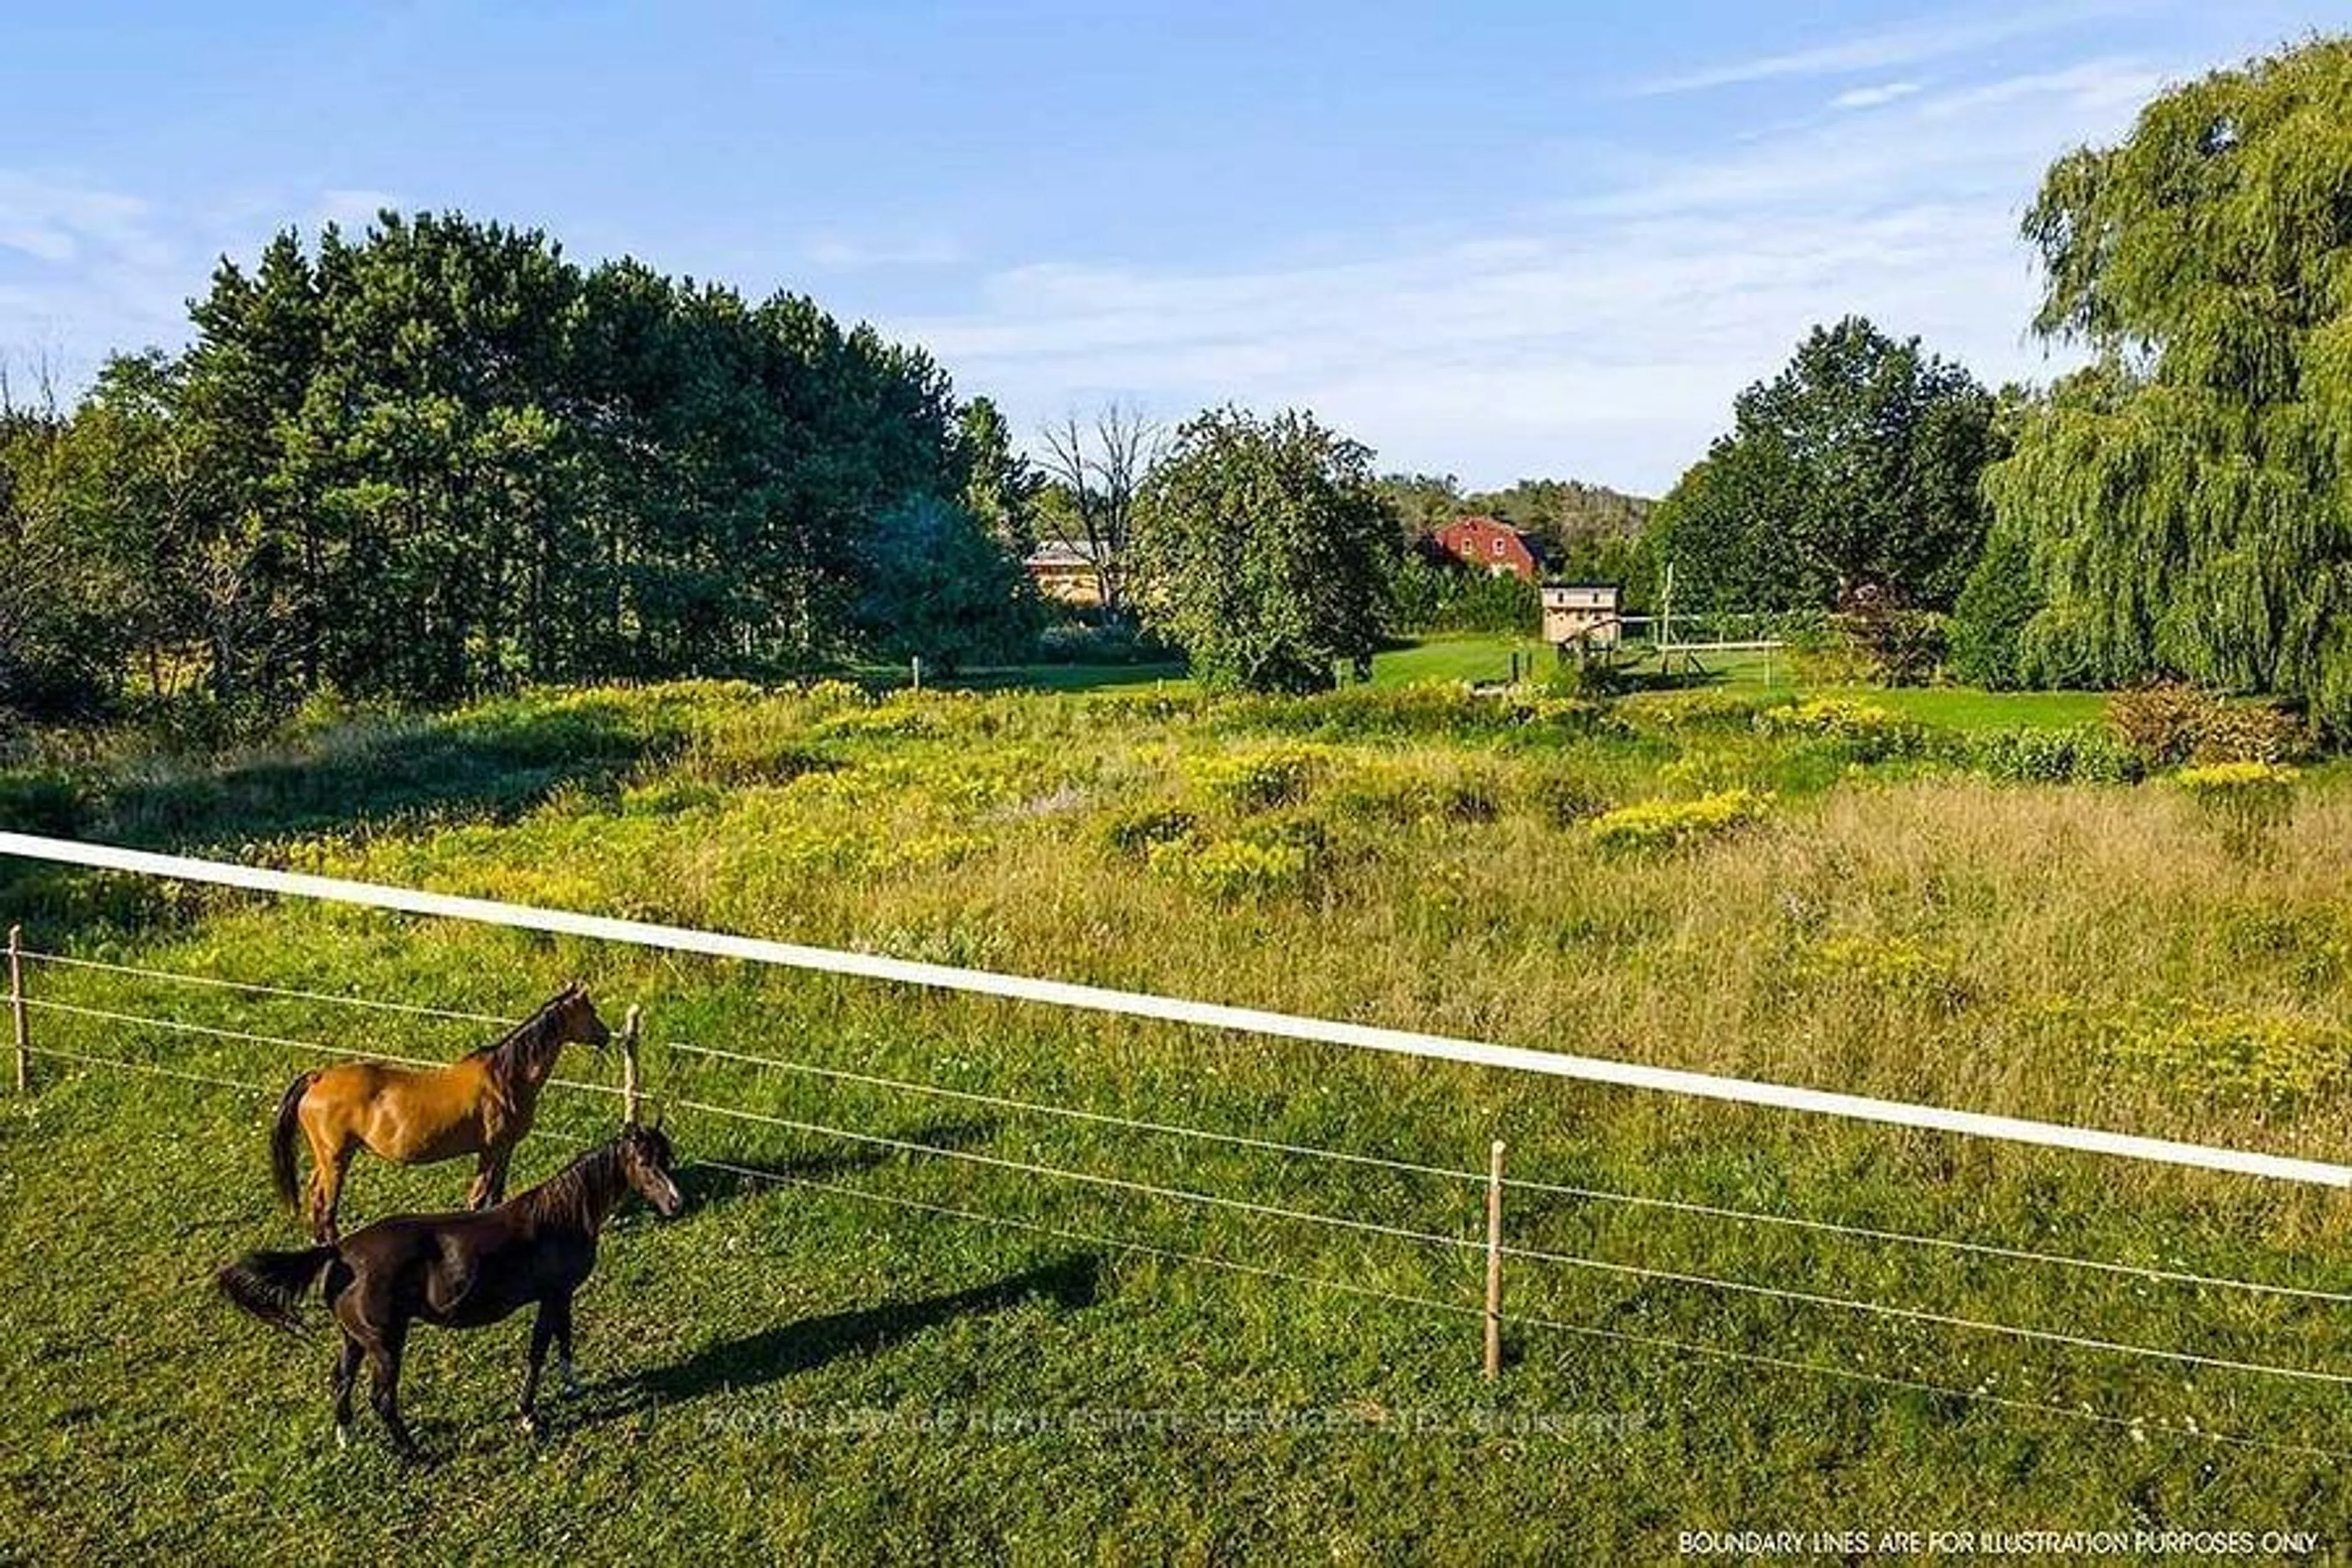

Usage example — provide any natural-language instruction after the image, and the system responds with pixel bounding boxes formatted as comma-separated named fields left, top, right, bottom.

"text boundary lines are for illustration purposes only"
left=1, top=829, right=2346, bottom=1188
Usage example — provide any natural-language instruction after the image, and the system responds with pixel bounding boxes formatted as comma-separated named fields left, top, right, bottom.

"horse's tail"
left=270, top=1071, right=317, bottom=1213
left=217, top=1245, right=336, bottom=1333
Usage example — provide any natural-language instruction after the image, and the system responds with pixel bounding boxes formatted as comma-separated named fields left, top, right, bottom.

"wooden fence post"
left=1484, top=1137, right=1506, bottom=1379
left=7, top=925, right=25, bottom=1093
left=620, top=1005, right=643, bottom=1123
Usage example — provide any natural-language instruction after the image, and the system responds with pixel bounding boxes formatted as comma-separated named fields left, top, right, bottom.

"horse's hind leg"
left=551, top=1295, right=581, bottom=1396
left=366, top=1323, right=418, bottom=1461
left=330, top=1333, right=363, bottom=1450
left=519, top=1300, right=560, bottom=1436
left=306, top=1128, right=352, bottom=1243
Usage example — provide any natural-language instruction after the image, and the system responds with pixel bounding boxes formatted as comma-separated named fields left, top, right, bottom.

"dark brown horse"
left=219, top=1123, right=685, bottom=1459
left=271, top=983, right=612, bottom=1240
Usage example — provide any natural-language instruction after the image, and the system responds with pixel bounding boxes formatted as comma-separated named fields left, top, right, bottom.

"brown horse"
left=220, top=1122, right=685, bottom=1459
left=271, top=983, right=612, bottom=1240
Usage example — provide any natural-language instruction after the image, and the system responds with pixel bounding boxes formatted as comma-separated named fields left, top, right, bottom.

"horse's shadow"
left=675, top=1117, right=999, bottom=1209
left=573, top=1252, right=1100, bottom=1425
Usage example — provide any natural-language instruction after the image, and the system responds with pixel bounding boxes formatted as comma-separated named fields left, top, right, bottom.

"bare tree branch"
left=1035, top=402, right=1161, bottom=620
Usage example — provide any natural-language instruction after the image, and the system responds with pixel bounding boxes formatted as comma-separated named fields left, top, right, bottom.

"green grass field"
left=970, top=632, right=2112, bottom=731
left=1364, top=633, right=2111, bottom=729
left=1, top=675, right=2346, bottom=1561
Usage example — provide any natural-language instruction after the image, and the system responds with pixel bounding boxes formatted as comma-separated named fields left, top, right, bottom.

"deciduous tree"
left=1133, top=407, right=1392, bottom=693
left=1649, top=317, right=1996, bottom=614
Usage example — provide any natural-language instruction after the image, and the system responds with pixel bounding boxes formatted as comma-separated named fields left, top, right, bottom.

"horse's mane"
left=472, top=988, right=576, bottom=1076
left=518, top=1139, right=628, bottom=1230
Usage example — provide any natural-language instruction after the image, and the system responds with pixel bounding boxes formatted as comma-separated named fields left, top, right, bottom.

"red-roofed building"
left=1425, top=515, right=1545, bottom=582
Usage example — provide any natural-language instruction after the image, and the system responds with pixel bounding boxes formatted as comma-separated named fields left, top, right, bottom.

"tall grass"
left=2, top=679, right=2349, bottom=1559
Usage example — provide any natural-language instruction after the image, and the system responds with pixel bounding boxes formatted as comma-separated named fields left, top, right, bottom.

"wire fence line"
left=663, top=1096, right=2352, bottom=1389
left=666, top=1039, right=1488, bottom=1182
left=24, top=982, right=2352, bottom=1392
left=1499, top=1174, right=2352, bottom=1306
left=22, top=1042, right=281, bottom=1094
left=6, top=829, right=2347, bottom=1187
left=15, top=995, right=626, bottom=1102
left=691, top=1154, right=2352, bottom=1467
left=21, top=955, right=2352, bottom=1308
left=18, top=1025, right=2352, bottom=1460
left=666, top=1095, right=1488, bottom=1255
left=671, top=1035, right=2352, bottom=1307
left=17, top=948, right=515, bottom=1025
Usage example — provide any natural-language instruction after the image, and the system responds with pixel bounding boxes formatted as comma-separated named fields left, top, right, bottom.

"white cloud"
left=1831, top=81, right=1925, bottom=111
left=0, top=178, right=413, bottom=388
left=0, top=173, right=186, bottom=387
left=1915, top=58, right=2168, bottom=118
left=891, top=53, right=2178, bottom=493
left=803, top=233, right=963, bottom=270
left=1628, top=0, right=2148, bottom=96
left=0, top=173, right=163, bottom=268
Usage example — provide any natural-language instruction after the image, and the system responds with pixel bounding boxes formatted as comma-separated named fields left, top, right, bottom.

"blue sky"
left=1, top=1, right=2343, bottom=492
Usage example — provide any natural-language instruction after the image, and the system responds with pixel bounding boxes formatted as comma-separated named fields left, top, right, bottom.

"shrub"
left=1390, top=554, right=1540, bottom=634
left=1959, top=725, right=2139, bottom=784
left=2174, top=760, right=2299, bottom=861
left=1619, top=690, right=1781, bottom=735
left=1657, top=750, right=1752, bottom=796
left=809, top=701, right=938, bottom=742
left=1186, top=746, right=1325, bottom=810
left=2101, top=1005, right=2350, bottom=1111
left=1490, top=692, right=1615, bottom=735
left=1147, top=834, right=1313, bottom=899
left=1838, top=605, right=1948, bottom=687
left=798, top=678, right=870, bottom=712
left=2107, top=682, right=2218, bottom=768
left=1216, top=685, right=1487, bottom=741
left=1800, top=933, right=1971, bottom=1012
left=2171, top=760, right=2300, bottom=793
left=1586, top=788, right=1772, bottom=853
left=1785, top=633, right=1880, bottom=688
left=1542, top=657, right=1633, bottom=701
left=1948, top=522, right=2042, bottom=688
left=1754, top=697, right=1924, bottom=761
left=1034, top=620, right=1180, bottom=666
left=1327, top=760, right=1502, bottom=827
left=1081, top=689, right=1204, bottom=726
left=1520, top=769, right=1611, bottom=827
left=1217, top=683, right=1621, bottom=745
left=678, top=737, right=836, bottom=789
left=2192, top=702, right=2307, bottom=765
left=0, top=772, right=87, bottom=835
left=1097, top=803, right=1198, bottom=856
left=619, top=780, right=723, bottom=816
left=2108, top=682, right=2307, bottom=769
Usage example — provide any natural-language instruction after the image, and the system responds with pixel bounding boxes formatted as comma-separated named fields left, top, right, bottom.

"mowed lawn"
left=1, top=678, right=2347, bottom=1561
left=947, top=633, right=2113, bottom=734
left=1378, top=634, right=2111, bottom=728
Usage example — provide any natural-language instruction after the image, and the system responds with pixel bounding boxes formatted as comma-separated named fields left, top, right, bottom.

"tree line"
left=0, top=212, right=1041, bottom=723
left=4, top=35, right=2345, bottom=717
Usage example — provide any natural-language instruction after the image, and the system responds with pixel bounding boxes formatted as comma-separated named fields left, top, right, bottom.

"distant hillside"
left=1374, top=472, right=1654, bottom=555
left=1463, top=478, right=1653, bottom=552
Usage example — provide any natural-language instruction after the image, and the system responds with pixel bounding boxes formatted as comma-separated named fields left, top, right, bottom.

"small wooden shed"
left=1541, top=583, right=1621, bottom=649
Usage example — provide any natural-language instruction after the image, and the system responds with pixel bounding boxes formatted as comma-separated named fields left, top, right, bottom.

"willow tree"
left=1976, top=36, right=2352, bottom=723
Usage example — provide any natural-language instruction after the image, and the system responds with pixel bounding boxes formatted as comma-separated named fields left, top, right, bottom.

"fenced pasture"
left=3, top=678, right=2351, bottom=1561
